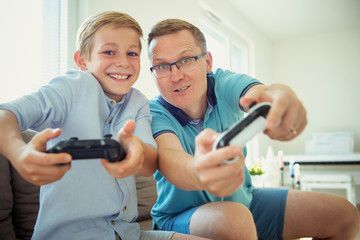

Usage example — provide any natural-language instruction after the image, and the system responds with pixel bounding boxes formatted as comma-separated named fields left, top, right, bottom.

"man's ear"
left=205, top=51, right=213, bottom=73
left=74, top=51, right=88, bottom=71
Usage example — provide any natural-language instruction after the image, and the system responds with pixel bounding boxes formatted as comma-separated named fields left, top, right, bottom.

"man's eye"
left=157, top=64, right=168, bottom=70
left=181, top=58, right=191, bottom=64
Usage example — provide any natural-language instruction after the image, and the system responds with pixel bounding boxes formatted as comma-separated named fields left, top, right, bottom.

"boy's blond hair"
left=76, top=11, right=143, bottom=60
left=147, top=19, right=207, bottom=53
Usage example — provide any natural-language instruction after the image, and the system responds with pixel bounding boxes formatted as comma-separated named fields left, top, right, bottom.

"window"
left=0, top=0, right=67, bottom=103
left=199, top=9, right=260, bottom=163
left=199, top=15, right=249, bottom=74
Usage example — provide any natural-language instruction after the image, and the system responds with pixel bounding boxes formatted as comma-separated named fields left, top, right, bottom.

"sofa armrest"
left=0, top=130, right=40, bottom=240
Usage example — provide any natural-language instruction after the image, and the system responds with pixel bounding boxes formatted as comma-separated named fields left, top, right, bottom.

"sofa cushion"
left=135, top=174, right=157, bottom=222
left=0, top=153, right=16, bottom=240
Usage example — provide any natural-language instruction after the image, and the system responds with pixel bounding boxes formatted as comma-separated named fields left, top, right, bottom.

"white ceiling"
left=225, top=0, right=360, bottom=40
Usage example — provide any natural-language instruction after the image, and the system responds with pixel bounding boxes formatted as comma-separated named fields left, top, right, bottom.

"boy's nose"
left=115, top=55, right=129, bottom=67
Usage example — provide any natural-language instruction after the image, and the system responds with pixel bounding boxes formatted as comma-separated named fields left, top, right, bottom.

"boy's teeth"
left=109, top=74, right=128, bottom=80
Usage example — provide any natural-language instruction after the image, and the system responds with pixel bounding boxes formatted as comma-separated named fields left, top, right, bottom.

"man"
left=147, top=19, right=360, bottom=240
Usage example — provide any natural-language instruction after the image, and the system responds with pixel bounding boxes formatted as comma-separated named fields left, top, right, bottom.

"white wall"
left=264, top=28, right=360, bottom=155
left=71, top=0, right=273, bottom=99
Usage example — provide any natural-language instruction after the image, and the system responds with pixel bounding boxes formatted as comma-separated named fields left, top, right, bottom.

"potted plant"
left=248, top=162, right=265, bottom=187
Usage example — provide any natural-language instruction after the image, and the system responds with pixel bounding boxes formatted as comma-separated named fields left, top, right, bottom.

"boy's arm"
left=155, top=131, right=245, bottom=198
left=0, top=109, right=72, bottom=185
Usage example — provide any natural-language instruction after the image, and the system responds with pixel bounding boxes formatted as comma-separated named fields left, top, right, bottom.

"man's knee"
left=190, top=201, right=257, bottom=240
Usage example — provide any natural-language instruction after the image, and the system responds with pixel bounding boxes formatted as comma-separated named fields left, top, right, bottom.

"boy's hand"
left=100, top=120, right=144, bottom=178
left=14, top=128, right=72, bottom=186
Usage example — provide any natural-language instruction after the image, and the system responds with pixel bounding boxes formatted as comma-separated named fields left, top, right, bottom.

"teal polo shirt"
left=150, top=68, right=262, bottom=229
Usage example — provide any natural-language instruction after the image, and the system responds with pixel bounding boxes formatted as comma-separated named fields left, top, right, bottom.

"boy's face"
left=81, top=25, right=141, bottom=102
left=148, top=30, right=212, bottom=119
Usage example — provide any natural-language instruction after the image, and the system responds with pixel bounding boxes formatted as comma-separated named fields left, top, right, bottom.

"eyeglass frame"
left=150, top=52, right=207, bottom=77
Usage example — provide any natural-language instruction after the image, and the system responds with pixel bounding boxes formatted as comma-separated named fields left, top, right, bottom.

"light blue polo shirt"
left=150, top=68, right=262, bottom=229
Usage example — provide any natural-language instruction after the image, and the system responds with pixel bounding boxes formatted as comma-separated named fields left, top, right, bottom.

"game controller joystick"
left=213, top=102, right=271, bottom=164
left=47, top=134, right=127, bottom=163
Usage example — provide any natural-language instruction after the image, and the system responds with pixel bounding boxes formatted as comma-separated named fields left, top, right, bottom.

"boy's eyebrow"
left=100, top=42, right=140, bottom=49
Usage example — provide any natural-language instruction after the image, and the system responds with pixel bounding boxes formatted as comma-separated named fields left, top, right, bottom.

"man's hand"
left=240, top=84, right=307, bottom=141
left=193, top=129, right=245, bottom=197
left=13, top=128, right=72, bottom=185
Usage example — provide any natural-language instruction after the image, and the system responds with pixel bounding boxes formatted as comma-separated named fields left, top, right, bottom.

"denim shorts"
left=161, top=188, right=289, bottom=240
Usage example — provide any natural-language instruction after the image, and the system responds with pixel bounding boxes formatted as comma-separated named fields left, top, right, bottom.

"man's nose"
left=169, top=64, right=183, bottom=82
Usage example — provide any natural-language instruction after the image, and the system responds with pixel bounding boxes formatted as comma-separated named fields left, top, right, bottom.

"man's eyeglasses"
left=150, top=52, right=206, bottom=78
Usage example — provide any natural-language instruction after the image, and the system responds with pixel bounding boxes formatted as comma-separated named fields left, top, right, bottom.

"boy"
left=0, top=12, right=207, bottom=240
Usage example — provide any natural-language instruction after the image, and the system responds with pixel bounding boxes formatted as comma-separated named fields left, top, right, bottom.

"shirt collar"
left=157, top=73, right=217, bottom=126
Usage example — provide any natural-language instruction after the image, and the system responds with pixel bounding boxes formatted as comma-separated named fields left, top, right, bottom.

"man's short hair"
left=147, top=19, right=207, bottom=53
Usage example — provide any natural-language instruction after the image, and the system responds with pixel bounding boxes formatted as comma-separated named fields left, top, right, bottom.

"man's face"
left=83, top=25, right=141, bottom=102
left=149, top=30, right=212, bottom=118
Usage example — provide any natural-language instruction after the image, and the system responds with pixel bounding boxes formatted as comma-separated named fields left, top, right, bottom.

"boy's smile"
left=81, top=25, right=141, bottom=102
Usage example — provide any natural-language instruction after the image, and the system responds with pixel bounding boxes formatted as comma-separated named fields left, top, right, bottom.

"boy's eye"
left=128, top=52, right=139, bottom=57
left=104, top=51, right=114, bottom=55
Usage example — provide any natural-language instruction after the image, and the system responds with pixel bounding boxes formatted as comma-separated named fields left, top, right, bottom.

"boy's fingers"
left=31, top=128, right=62, bottom=150
left=122, top=120, right=136, bottom=135
left=41, top=152, right=72, bottom=166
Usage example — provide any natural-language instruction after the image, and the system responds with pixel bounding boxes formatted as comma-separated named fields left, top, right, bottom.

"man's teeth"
left=176, top=86, right=188, bottom=92
left=109, top=74, right=128, bottom=80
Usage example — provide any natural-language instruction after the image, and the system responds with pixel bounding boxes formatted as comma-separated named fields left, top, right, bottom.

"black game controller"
left=47, top=135, right=127, bottom=163
left=213, top=102, right=271, bottom=164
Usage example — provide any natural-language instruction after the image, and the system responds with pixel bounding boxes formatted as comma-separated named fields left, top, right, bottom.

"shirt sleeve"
left=212, top=69, right=262, bottom=111
left=0, top=73, right=81, bottom=132
left=149, top=99, right=179, bottom=139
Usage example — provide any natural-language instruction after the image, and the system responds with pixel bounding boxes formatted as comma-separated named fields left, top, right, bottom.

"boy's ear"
left=74, top=51, right=88, bottom=71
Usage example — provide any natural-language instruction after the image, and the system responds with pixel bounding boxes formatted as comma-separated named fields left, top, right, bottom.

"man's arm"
left=156, top=131, right=246, bottom=197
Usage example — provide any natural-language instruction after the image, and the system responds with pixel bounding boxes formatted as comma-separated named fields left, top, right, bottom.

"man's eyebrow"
left=152, top=50, right=194, bottom=63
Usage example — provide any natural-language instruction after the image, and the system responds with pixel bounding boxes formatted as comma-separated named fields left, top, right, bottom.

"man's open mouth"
left=174, top=86, right=189, bottom=92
